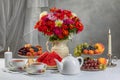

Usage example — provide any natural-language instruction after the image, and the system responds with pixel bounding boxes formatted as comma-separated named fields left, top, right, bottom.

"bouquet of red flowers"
left=34, top=8, right=84, bottom=41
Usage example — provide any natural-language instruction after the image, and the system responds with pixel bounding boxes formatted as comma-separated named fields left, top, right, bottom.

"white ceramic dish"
left=8, top=66, right=25, bottom=72
left=26, top=67, right=46, bottom=75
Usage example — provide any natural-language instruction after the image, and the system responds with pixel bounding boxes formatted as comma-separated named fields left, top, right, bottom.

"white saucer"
left=2, top=68, right=25, bottom=74
left=26, top=68, right=46, bottom=75
left=8, top=66, right=25, bottom=72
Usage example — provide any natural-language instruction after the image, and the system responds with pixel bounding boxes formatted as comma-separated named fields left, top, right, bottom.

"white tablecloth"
left=0, top=58, right=120, bottom=80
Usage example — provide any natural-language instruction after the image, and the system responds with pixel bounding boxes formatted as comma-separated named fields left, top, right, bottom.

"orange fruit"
left=94, top=49, right=100, bottom=54
left=83, top=49, right=88, bottom=54
left=97, top=58, right=107, bottom=65
left=26, top=52, right=32, bottom=56
left=88, top=50, right=94, bottom=55
left=29, top=48, right=34, bottom=52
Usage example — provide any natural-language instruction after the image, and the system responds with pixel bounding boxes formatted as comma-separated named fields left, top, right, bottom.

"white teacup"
left=29, top=62, right=47, bottom=73
left=9, top=60, right=25, bottom=70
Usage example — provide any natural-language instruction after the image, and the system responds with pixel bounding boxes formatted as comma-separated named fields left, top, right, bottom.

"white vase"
left=46, top=40, right=69, bottom=58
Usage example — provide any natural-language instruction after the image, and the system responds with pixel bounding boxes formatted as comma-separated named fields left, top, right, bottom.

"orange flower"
left=50, top=7, right=57, bottom=12
left=63, top=29, right=69, bottom=36
left=69, top=24, right=74, bottom=29
left=34, top=21, right=40, bottom=29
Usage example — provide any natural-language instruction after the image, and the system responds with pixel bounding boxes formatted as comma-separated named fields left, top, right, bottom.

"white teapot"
left=54, top=54, right=83, bottom=75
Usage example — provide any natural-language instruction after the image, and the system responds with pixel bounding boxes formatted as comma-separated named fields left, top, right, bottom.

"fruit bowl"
left=81, top=57, right=107, bottom=71
left=82, top=52, right=103, bottom=56
left=18, top=54, right=40, bottom=58
left=18, top=44, right=43, bottom=67
left=81, top=68, right=102, bottom=71
left=74, top=43, right=105, bottom=57
left=18, top=44, right=42, bottom=57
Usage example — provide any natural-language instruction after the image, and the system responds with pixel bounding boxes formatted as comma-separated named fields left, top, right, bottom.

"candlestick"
left=108, top=29, right=112, bottom=55
left=4, top=47, right=13, bottom=68
left=107, top=29, right=116, bottom=67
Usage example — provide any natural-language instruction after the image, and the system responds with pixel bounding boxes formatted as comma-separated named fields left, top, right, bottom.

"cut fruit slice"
left=36, top=51, right=62, bottom=67
left=36, top=52, right=49, bottom=62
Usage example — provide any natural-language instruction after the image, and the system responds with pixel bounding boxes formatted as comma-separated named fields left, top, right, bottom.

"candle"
left=108, top=29, right=112, bottom=55
left=4, top=47, right=13, bottom=68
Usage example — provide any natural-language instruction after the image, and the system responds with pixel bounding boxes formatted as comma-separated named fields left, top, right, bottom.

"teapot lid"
left=62, top=53, right=75, bottom=62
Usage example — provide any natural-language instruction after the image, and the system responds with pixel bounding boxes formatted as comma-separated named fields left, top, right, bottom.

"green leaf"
left=69, top=28, right=77, bottom=33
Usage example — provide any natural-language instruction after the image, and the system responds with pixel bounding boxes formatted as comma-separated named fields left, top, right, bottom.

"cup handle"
left=77, top=57, right=84, bottom=67
left=44, top=64, right=47, bottom=69
left=9, top=61, right=14, bottom=68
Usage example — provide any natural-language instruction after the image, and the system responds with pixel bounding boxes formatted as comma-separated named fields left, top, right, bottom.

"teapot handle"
left=46, top=41, right=51, bottom=52
left=77, top=57, right=84, bottom=67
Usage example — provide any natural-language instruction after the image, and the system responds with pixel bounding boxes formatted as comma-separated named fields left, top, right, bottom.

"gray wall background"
left=48, top=0, right=120, bottom=58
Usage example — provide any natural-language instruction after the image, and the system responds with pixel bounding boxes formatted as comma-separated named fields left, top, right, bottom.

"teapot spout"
left=54, top=59, right=63, bottom=72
